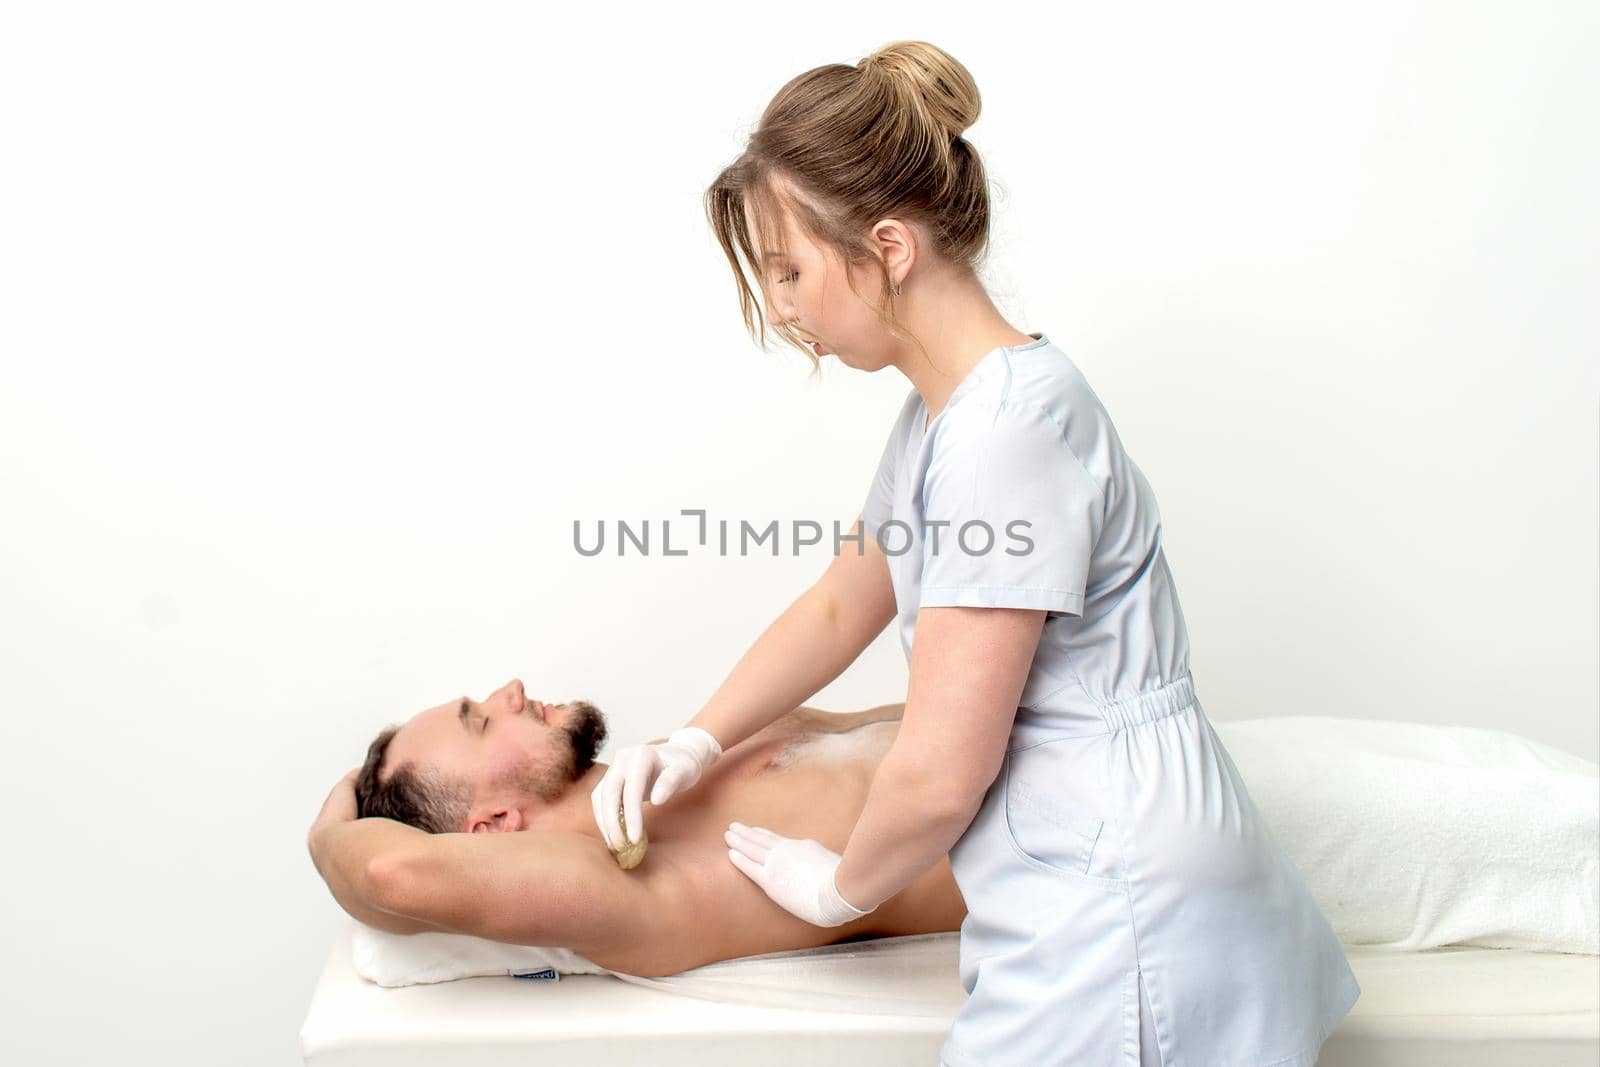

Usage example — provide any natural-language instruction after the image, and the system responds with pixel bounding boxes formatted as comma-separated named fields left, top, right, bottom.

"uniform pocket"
left=1002, top=742, right=1125, bottom=889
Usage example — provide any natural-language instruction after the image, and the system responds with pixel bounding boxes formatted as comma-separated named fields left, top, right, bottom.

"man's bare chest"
left=652, top=713, right=900, bottom=852
left=589, top=714, right=911, bottom=973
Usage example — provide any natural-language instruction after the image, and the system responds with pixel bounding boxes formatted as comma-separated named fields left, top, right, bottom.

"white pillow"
left=350, top=922, right=608, bottom=986
left=348, top=918, right=966, bottom=1014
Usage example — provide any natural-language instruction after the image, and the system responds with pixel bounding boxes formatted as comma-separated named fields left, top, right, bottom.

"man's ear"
left=468, top=807, right=524, bottom=833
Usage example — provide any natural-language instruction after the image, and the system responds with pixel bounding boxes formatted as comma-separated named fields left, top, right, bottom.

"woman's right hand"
left=590, top=727, right=724, bottom=850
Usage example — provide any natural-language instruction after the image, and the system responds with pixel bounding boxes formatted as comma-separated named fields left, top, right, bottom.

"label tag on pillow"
left=511, top=967, right=559, bottom=982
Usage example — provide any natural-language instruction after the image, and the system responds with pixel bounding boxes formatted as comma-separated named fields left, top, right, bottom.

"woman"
left=592, top=41, right=1359, bottom=1067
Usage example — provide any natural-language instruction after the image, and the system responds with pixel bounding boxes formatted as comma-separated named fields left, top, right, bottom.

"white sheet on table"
left=1211, top=715, right=1598, bottom=953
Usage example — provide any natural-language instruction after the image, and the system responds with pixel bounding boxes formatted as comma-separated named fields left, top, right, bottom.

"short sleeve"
left=860, top=411, right=903, bottom=543
left=917, top=404, right=1102, bottom=617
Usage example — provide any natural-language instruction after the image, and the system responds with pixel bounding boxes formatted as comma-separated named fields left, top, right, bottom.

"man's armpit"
left=537, top=834, right=698, bottom=975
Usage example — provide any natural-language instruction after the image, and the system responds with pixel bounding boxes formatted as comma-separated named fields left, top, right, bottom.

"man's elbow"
left=363, top=854, right=411, bottom=915
left=364, top=854, right=543, bottom=943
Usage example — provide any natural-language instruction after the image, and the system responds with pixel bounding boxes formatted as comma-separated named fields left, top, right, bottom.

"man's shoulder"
left=793, top=703, right=905, bottom=731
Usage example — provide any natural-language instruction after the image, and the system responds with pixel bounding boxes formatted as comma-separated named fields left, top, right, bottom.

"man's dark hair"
left=353, top=725, right=471, bottom=834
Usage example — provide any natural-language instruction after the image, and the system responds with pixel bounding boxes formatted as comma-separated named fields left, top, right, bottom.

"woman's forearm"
left=686, top=585, right=866, bottom=751
left=832, top=749, right=977, bottom=911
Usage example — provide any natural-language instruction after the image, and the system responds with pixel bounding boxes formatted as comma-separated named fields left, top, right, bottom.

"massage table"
left=299, top=920, right=1600, bottom=1066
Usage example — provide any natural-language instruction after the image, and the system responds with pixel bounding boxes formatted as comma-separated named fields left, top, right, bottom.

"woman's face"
left=753, top=198, right=901, bottom=372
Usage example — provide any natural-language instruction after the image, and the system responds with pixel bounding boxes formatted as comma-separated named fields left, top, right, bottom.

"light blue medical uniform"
left=859, top=333, right=1360, bottom=1067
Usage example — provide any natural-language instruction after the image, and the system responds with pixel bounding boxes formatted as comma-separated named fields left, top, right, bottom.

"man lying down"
left=306, top=677, right=967, bottom=979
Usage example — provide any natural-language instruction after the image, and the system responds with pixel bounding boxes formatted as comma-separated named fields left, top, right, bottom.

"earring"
left=891, top=282, right=903, bottom=296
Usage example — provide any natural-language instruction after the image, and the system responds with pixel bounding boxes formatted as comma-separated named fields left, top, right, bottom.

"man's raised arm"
left=307, top=765, right=684, bottom=965
left=370, top=828, right=670, bottom=965
left=307, top=766, right=442, bottom=935
left=308, top=818, right=443, bottom=935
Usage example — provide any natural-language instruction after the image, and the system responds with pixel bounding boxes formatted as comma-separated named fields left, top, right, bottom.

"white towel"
left=1211, top=715, right=1599, bottom=953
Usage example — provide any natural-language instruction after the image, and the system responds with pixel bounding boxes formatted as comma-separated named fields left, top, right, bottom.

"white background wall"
left=1, top=2, right=1594, bottom=1064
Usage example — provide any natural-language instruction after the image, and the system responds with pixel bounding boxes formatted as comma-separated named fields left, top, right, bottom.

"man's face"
left=381, top=677, right=608, bottom=832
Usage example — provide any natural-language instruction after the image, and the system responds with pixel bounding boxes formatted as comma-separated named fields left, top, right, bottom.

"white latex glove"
left=724, top=821, right=878, bottom=928
left=591, top=727, right=723, bottom=850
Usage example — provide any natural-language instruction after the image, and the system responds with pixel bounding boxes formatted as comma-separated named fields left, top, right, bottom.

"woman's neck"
left=886, top=268, right=1034, bottom=426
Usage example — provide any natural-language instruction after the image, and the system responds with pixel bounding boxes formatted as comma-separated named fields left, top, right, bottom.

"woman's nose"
left=765, top=299, right=794, bottom=330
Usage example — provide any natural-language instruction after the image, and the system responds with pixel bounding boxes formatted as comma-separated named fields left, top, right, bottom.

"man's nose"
left=495, top=678, right=526, bottom=712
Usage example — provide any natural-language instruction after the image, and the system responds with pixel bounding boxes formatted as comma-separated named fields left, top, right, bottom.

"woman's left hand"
left=724, top=821, right=879, bottom=928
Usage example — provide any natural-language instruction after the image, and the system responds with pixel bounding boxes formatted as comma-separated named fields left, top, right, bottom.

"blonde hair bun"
left=859, top=40, right=981, bottom=141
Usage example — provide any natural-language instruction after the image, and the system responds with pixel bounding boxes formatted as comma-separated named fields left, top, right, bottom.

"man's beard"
left=505, top=698, right=609, bottom=804
left=560, top=699, right=608, bottom=776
